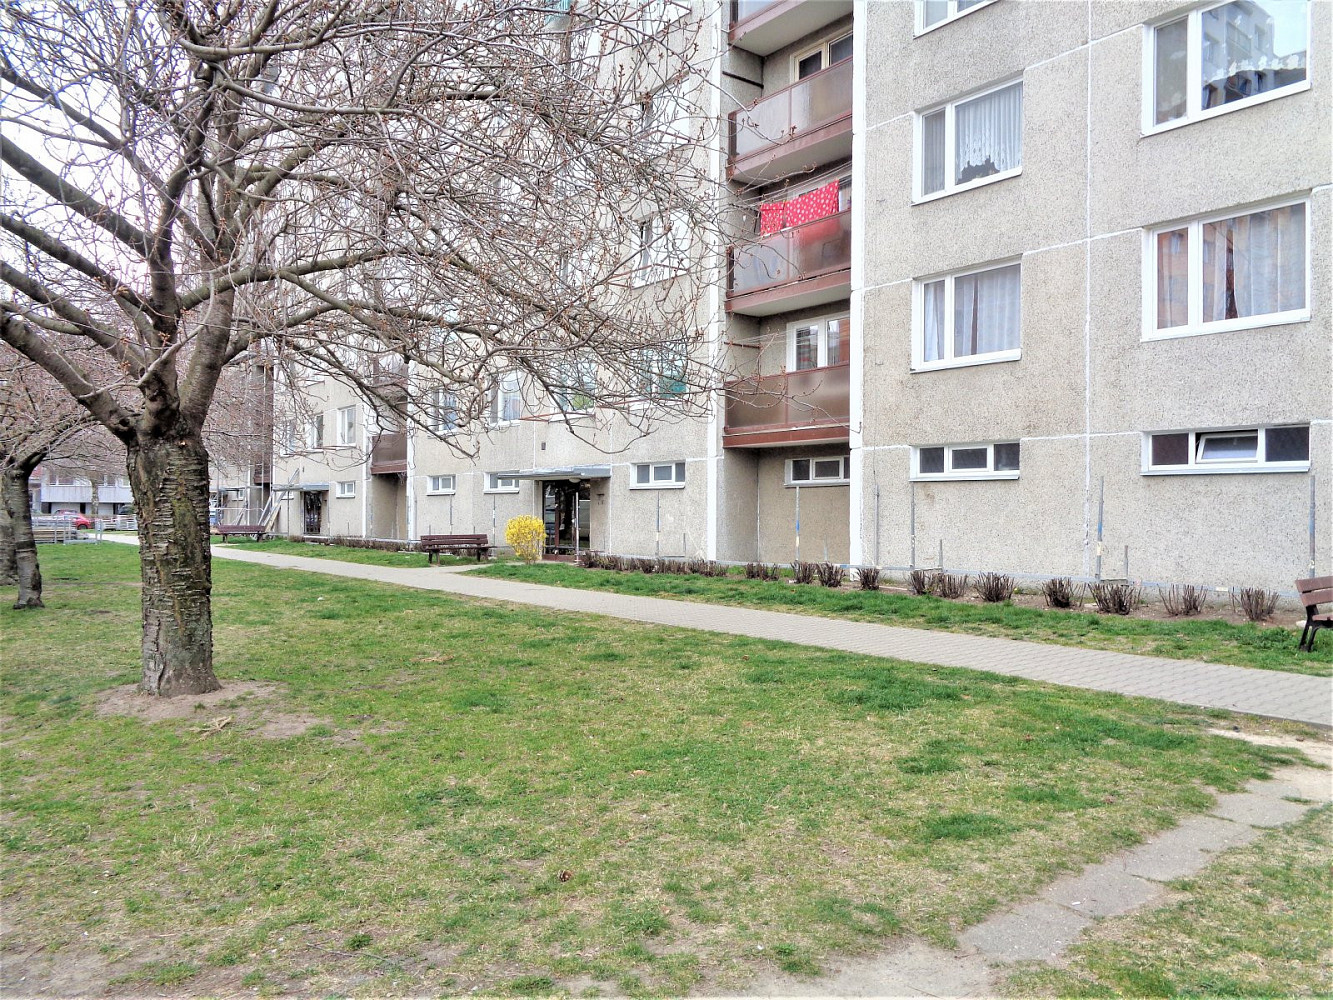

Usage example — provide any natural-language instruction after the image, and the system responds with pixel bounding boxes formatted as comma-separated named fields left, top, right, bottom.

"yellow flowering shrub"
left=505, top=515, right=545, bottom=563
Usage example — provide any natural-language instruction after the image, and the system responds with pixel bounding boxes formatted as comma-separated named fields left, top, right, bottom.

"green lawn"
left=472, top=564, right=1331, bottom=677
left=212, top=536, right=491, bottom=568
left=1004, top=805, right=1333, bottom=997
left=0, top=544, right=1323, bottom=997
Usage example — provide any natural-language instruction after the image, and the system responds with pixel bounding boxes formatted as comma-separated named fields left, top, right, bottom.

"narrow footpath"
left=188, top=541, right=1332, bottom=729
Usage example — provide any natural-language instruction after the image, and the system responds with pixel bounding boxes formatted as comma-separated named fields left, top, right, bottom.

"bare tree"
left=0, top=341, right=100, bottom=607
left=1, top=0, right=724, bottom=695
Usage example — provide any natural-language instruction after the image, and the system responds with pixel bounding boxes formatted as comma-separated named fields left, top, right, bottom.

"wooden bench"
left=215, top=524, right=267, bottom=541
left=421, top=533, right=491, bottom=564
left=1296, top=575, right=1333, bottom=652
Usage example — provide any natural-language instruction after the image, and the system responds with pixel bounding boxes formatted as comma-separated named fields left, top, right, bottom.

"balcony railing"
left=731, top=58, right=852, bottom=169
left=731, top=0, right=781, bottom=23
left=723, top=363, right=850, bottom=448
left=369, top=431, right=407, bottom=475
left=729, top=208, right=852, bottom=301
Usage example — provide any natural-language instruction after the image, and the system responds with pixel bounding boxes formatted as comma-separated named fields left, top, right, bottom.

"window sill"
left=483, top=488, right=520, bottom=495
left=629, top=483, right=687, bottom=490
left=913, top=167, right=1021, bottom=205
left=424, top=490, right=456, bottom=496
left=1142, top=81, right=1311, bottom=138
left=1143, top=464, right=1310, bottom=476
left=911, top=472, right=1020, bottom=482
left=1144, top=310, right=1311, bottom=342
left=785, top=479, right=849, bottom=488
left=911, top=350, right=1021, bottom=373
left=334, top=494, right=357, bottom=500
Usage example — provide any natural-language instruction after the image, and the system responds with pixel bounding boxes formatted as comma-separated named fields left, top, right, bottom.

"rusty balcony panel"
left=729, top=58, right=852, bottom=182
left=723, top=363, right=851, bottom=448
left=369, top=431, right=408, bottom=475
left=728, top=209, right=852, bottom=313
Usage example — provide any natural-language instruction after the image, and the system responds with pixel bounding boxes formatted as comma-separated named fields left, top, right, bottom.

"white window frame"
left=485, top=472, right=521, bottom=493
left=791, top=31, right=853, bottom=79
left=785, top=455, right=850, bottom=487
left=304, top=414, right=324, bottom=451
left=425, top=388, right=458, bottom=434
left=787, top=314, right=849, bottom=371
left=335, top=481, right=357, bottom=498
left=915, top=0, right=999, bottom=37
left=1142, top=1, right=1312, bottom=137
left=1142, top=425, right=1310, bottom=475
left=630, top=461, right=687, bottom=489
left=911, top=442, right=1021, bottom=481
left=1142, top=196, right=1311, bottom=342
left=911, top=258, right=1022, bottom=372
left=632, top=212, right=688, bottom=287
left=492, top=372, right=522, bottom=426
left=426, top=474, right=456, bottom=495
left=336, top=405, right=356, bottom=447
left=914, top=78, right=1023, bottom=203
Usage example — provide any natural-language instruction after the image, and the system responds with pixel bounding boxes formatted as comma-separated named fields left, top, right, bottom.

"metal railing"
left=730, top=57, right=852, bottom=163
left=723, top=363, right=851, bottom=437
left=369, top=431, right=408, bottom=475
left=729, top=209, right=852, bottom=298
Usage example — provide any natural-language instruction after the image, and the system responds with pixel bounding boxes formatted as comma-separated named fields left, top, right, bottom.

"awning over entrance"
left=498, top=466, right=611, bottom=481
left=298, top=483, right=329, bottom=492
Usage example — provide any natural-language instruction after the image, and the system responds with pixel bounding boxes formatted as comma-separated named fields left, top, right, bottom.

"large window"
left=631, top=461, right=686, bottom=488
left=917, top=0, right=996, bottom=34
left=552, top=360, right=597, bottom=413
left=789, top=315, right=847, bottom=371
left=426, top=389, right=457, bottom=434
left=1144, top=425, right=1309, bottom=474
left=633, top=213, right=688, bottom=286
left=793, top=32, right=852, bottom=79
left=915, top=261, right=1021, bottom=370
left=637, top=343, right=688, bottom=399
left=1150, top=1, right=1309, bottom=130
left=492, top=372, right=522, bottom=424
left=304, top=414, right=324, bottom=450
left=787, top=455, right=849, bottom=486
left=917, top=81, right=1022, bottom=200
left=1150, top=200, right=1307, bottom=339
left=912, top=442, right=1020, bottom=480
left=336, top=406, right=356, bottom=446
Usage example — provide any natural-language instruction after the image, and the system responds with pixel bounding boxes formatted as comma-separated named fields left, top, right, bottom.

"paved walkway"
left=191, top=543, right=1333, bottom=728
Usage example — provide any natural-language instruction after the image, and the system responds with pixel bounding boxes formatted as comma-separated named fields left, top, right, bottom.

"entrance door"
left=302, top=491, right=324, bottom=534
left=542, top=481, right=591, bottom=555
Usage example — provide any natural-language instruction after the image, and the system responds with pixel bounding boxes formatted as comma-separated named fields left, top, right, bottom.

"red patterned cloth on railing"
left=757, top=180, right=841, bottom=235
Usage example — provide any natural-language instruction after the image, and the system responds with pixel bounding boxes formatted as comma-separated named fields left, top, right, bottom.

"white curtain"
left=953, top=263, right=1020, bottom=357
left=1202, top=204, right=1305, bottom=323
left=921, top=110, right=946, bottom=194
left=955, top=83, right=1022, bottom=184
left=1156, top=229, right=1189, bottom=329
left=922, top=280, right=946, bottom=361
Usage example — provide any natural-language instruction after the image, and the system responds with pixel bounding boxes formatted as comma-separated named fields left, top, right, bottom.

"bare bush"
left=907, top=569, right=935, bottom=595
left=856, top=566, right=882, bottom=591
left=1042, top=577, right=1083, bottom=609
left=816, top=563, right=846, bottom=588
left=1160, top=584, right=1207, bottom=617
left=744, top=562, right=765, bottom=579
left=935, top=573, right=969, bottom=600
left=760, top=563, right=782, bottom=581
left=791, top=561, right=817, bottom=585
left=1091, top=582, right=1140, bottom=615
left=634, top=557, right=656, bottom=574
left=974, top=572, right=1015, bottom=603
left=1233, top=587, right=1279, bottom=622
left=701, top=560, right=729, bottom=578
left=577, top=549, right=598, bottom=568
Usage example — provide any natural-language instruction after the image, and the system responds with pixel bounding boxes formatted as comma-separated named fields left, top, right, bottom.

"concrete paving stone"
left=1209, top=791, right=1314, bottom=828
left=1116, top=816, right=1261, bottom=881
left=1040, top=863, right=1165, bottom=918
left=957, top=900, right=1091, bottom=963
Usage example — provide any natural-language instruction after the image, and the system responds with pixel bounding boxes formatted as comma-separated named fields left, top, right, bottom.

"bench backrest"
left=1295, top=576, right=1333, bottom=611
left=421, top=534, right=488, bottom=544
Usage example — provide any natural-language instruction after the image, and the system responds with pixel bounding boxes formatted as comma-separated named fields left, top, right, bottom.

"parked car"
left=52, top=510, right=93, bottom=529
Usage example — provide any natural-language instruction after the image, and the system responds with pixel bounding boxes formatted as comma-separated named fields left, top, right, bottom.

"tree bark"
left=2, top=463, right=43, bottom=608
left=128, top=432, right=221, bottom=696
left=0, top=483, right=15, bottom=585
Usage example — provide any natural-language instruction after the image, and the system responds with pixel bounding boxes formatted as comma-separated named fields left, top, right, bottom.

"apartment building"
left=271, top=0, right=1330, bottom=592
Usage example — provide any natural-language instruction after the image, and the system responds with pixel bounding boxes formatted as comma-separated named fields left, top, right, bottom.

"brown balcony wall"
left=729, top=1, right=852, bottom=56
left=730, top=58, right=852, bottom=184
left=723, top=363, right=851, bottom=448
left=369, top=431, right=408, bottom=475
left=728, top=209, right=852, bottom=316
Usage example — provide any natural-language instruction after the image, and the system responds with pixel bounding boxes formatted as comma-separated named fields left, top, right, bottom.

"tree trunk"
left=0, top=481, right=15, bottom=585
left=129, top=433, right=221, bottom=696
left=2, top=463, right=43, bottom=608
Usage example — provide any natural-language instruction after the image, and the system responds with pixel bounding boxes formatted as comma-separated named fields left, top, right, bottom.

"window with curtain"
left=1151, top=200, right=1307, bottom=338
left=1151, top=0, right=1308, bottom=128
left=788, top=314, right=847, bottom=371
left=917, top=262, right=1021, bottom=368
left=493, top=373, right=522, bottom=423
left=918, top=81, right=1022, bottom=198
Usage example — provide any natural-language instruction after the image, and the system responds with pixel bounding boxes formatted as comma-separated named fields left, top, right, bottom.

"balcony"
left=723, top=363, right=850, bottom=448
left=369, top=431, right=407, bottom=475
left=729, top=0, right=852, bottom=56
left=728, top=209, right=851, bottom=316
left=730, top=58, right=852, bottom=185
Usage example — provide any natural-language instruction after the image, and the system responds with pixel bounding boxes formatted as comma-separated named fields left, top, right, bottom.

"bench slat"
left=1296, top=575, right=1333, bottom=593
left=1298, top=588, right=1333, bottom=608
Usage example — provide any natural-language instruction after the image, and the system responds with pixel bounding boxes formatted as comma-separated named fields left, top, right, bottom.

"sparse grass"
left=472, top=563, right=1331, bottom=677
left=0, top=544, right=1320, bottom=996
left=1003, top=806, right=1333, bottom=998
left=214, top=536, right=490, bottom=568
